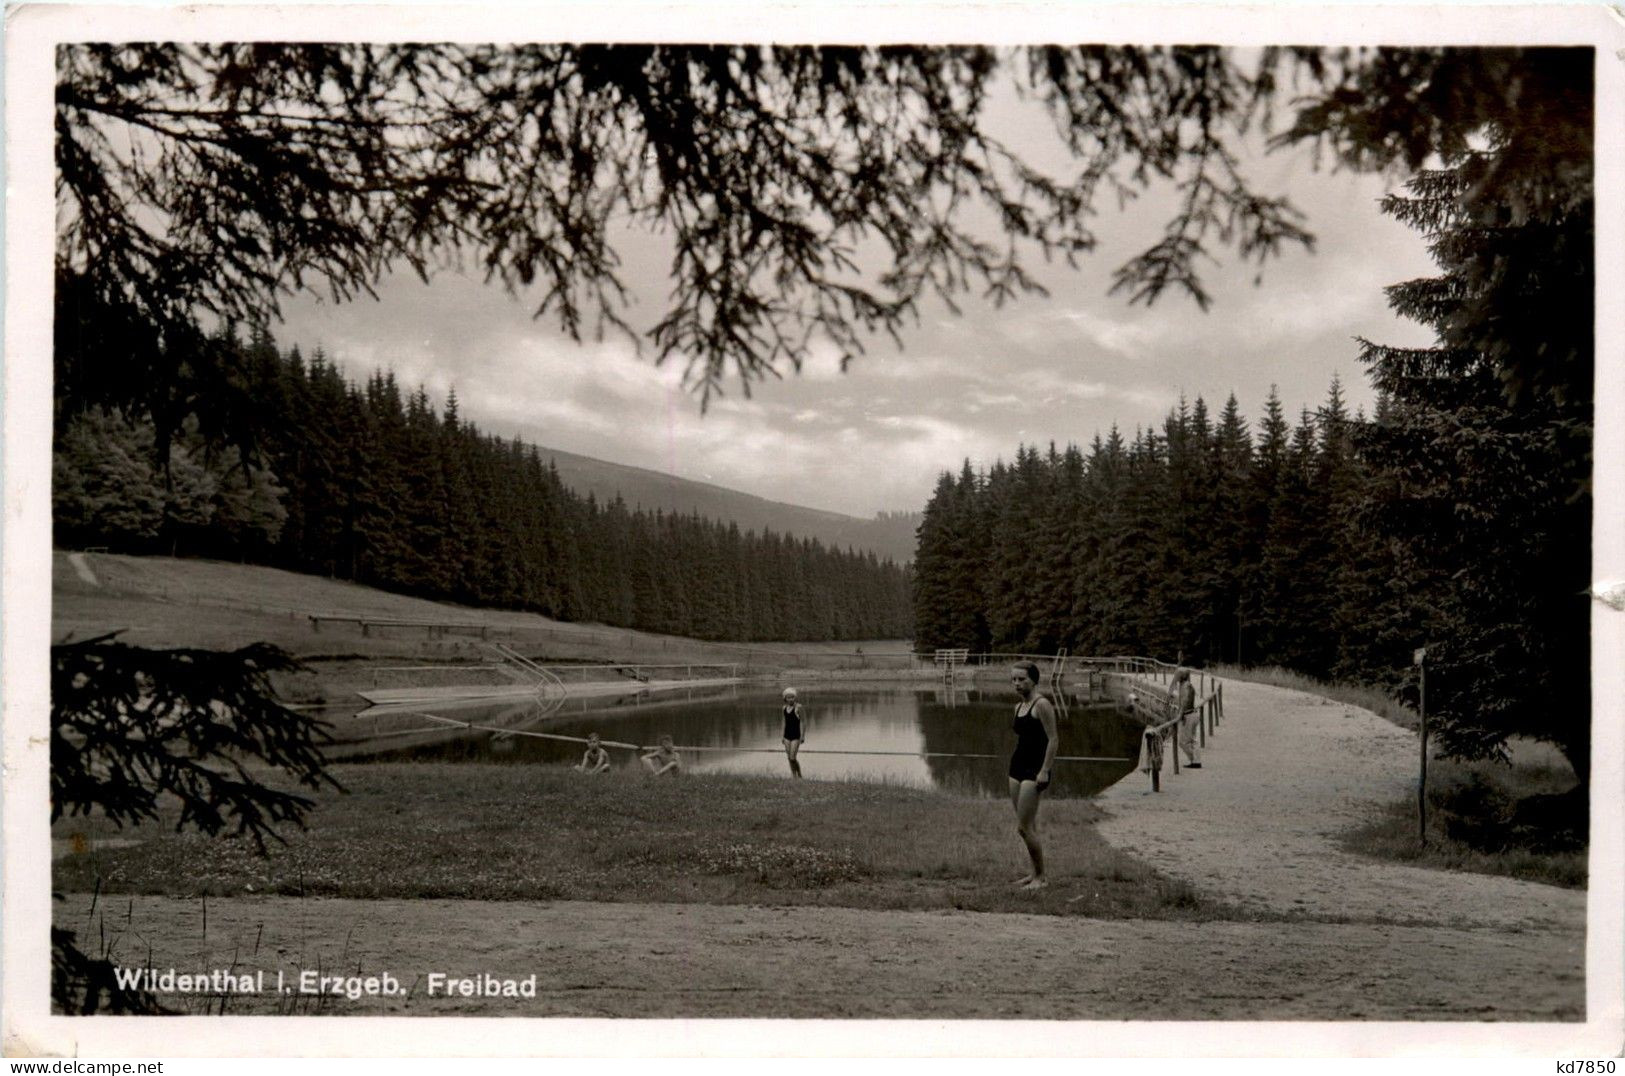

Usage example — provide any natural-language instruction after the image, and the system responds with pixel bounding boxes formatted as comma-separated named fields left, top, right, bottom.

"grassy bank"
left=1339, top=754, right=1587, bottom=888
left=54, top=764, right=1225, bottom=920
left=54, top=551, right=912, bottom=674
left=1210, top=663, right=1416, bottom=730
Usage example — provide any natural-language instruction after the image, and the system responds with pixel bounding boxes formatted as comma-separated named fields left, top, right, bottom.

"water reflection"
left=331, top=686, right=1142, bottom=798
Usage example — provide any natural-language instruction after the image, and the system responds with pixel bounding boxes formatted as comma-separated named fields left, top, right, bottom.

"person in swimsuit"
left=1007, top=661, right=1058, bottom=890
left=574, top=732, right=611, bottom=774
left=640, top=735, right=682, bottom=776
left=780, top=686, right=806, bottom=778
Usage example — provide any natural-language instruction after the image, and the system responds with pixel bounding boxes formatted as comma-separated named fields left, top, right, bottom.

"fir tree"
left=1359, top=157, right=1591, bottom=781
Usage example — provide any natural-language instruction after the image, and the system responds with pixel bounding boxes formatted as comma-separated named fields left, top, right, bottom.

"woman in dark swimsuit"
left=1007, top=661, right=1058, bottom=890
left=780, top=687, right=806, bottom=778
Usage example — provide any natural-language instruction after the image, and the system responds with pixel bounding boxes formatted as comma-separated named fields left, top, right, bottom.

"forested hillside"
left=535, top=446, right=921, bottom=564
left=51, top=328, right=913, bottom=643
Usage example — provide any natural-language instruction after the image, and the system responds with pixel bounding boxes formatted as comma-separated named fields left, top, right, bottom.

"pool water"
left=334, top=684, right=1143, bottom=798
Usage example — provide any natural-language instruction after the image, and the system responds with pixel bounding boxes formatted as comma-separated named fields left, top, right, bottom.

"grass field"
left=54, top=551, right=910, bottom=662
left=53, top=763, right=1225, bottom=921
left=53, top=552, right=917, bottom=713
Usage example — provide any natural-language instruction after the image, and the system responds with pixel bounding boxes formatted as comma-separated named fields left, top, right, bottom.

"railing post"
left=1145, top=729, right=1160, bottom=793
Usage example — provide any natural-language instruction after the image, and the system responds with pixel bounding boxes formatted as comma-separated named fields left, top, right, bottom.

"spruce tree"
left=1360, top=159, right=1591, bottom=781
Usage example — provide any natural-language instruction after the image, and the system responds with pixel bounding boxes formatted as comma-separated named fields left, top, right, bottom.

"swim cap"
left=782, top=687, right=797, bottom=699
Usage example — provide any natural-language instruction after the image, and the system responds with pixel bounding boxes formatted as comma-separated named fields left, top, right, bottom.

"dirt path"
left=1094, top=679, right=1586, bottom=931
left=55, top=893, right=1582, bottom=1021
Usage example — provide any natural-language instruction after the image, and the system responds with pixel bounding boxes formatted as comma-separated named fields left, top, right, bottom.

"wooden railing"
left=308, top=613, right=495, bottom=639
left=1102, top=672, right=1225, bottom=792
left=366, top=661, right=740, bottom=687
left=920, top=649, right=1227, bottom=790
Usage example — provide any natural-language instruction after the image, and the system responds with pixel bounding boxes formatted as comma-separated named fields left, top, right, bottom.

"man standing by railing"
left=1173, top=667, right=1202, bottom=769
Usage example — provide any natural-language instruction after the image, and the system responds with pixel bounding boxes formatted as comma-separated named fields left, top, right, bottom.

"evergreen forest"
left=913, top=158, right=1591, bottom=782
left=51, top=326, right=914, bottom=643
left=913, top=382, right=1392, bottom=671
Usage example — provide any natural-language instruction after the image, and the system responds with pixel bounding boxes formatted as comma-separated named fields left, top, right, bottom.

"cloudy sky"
left=276, top=81, right=1438, bottom=520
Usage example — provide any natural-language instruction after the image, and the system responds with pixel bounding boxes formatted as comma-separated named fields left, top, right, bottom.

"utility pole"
left=1415, top=646, right=1428, bottom=846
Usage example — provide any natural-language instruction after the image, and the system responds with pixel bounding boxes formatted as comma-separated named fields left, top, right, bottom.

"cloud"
left=268, top=143, right=1440, bottom=518
left=860, top=351, right=977, bottom=384
left=965, top=390, right=1024, bottom=411
left=371, top=326, right=957, bottom=513
left=1048, top=308, right=1169, bottom=355
left=790, top=337, right=854, bottom=383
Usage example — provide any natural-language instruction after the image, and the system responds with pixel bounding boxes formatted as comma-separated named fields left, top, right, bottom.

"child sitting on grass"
left=574, top=733, right=611, bottom=774
left=640, top=736, right=682, bottom=776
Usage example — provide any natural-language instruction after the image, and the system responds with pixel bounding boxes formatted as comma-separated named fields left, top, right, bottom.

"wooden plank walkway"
left=356, top=676, right=743, bottom=713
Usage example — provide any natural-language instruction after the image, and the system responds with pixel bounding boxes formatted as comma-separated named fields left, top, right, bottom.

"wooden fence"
left=1099, top=669, right=1225, bottom=792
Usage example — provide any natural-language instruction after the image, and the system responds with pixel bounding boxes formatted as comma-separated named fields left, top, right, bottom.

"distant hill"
left=536, top=446, right=921, bottom=564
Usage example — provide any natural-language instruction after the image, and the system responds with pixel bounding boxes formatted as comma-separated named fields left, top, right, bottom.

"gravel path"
left=53, top=894, right=1584, bottom=1021
left=1095, top=678, right=1586, bottom=931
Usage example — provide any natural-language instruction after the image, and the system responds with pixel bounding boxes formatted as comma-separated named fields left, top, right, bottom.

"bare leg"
left=1015, top=780, right=1046, bottom=888
left=1008, top=778, right=1034, bottom=885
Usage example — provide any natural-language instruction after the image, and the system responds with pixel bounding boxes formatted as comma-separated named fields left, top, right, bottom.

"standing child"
left=780, top=687, right=807, bottom=778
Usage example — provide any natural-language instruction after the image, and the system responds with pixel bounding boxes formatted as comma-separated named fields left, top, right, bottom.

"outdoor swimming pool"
left=335, top=684, right=1145, bottom=798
